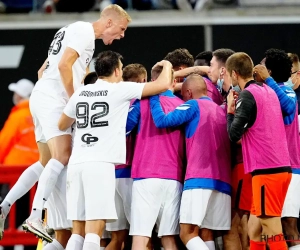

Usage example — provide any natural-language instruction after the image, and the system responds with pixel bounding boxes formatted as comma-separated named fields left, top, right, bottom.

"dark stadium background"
left=1, top=22, right=300, bottom=250
left=1, top=23, right=300, bottom=129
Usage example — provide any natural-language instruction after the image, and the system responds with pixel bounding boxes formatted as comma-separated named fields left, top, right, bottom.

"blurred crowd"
left=0, top=0, right=236, bottom=14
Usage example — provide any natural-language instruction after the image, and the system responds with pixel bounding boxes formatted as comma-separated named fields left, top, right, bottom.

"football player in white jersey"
left=18, top=4, right=131, bottom=247
left=58, top=50, right=173, bottom=250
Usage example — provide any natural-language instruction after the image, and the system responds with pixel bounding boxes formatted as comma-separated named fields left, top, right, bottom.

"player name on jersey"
left=79, top=90, right=108, bottom=97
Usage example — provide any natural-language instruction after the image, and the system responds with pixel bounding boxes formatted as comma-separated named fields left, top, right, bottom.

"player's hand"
left=152, top=60, right=172, bottom=70
left=227, top=89, right=237, bottom=114
left=253, top=65, right=270, bottom=81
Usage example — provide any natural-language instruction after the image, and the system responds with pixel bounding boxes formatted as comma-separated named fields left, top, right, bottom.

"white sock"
left=215, top=236, right=223, bottom=250
left=289, top=245, right=300, bottom=249
left=30, top=159, right=64, bottom=219
left=43, top=239, right=64, bottom=250
left=83, top=233, right=100, bottom=250
left=186, top=237, right=209, bottom=250
left=66, top=234, right=84, bottom=250
left=205, top=241, right=215, bottom=250
left=1, top=162, right=44, bottom=216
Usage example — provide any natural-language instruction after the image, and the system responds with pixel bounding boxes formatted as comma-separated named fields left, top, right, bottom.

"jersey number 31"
left=76, top=102, right=109, bottom=129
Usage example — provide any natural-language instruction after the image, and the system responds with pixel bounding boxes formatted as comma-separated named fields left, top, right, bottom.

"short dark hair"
left=226, top=52, right=254, bottom=79
left=194, top=51, right=213, bottom=66
left=265, top=48, right=292, bottom=83
left=123, top=63, right=147, bottom=81
left=213, top=48, right=235, bottom=66
left=94, top=51, right=123, bottom=78
left=84, top=72, right=98, bottom=85
left=164, top=48, right=194, bottom=68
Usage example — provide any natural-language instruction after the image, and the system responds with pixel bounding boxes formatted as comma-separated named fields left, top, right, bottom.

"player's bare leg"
left=100, top=238, right=111, bottom=250
left=23, top=135, right=72, bottom=242
left=83, top=220, right=106, bottom=250
left=261, top=216, right=287, bottom=250
left=248, top=215, right=262, bottom=241
left=161, top=235, right=178, bottom=250
left=132, top=236, right=151, bottom=250
left=44, top=229, right=72, bottom=250
left=180, top=224, right=209, bottom=250
left=200, top=228, right=215, bottom=250
left=282, top=217, right=300, bottom=248
left=223, top=210, right=242, bottom=250
left=66, top=221, right=85, bottom=250
left=0, top=142, right=49, bottom=240
left=106, top=230, right=128, bottom=250
left=146, top=238, right=153, bottom=250
left=239, top=213, right=249, bottom=250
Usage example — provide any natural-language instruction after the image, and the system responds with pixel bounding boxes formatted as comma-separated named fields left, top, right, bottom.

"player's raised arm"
left=58, top=47, right=79, bottom=98
left=58, top=113, right=75, bottom=131
left=174, top=66, right=209, bottom=78
left=141, top=60, right=173, bottom=98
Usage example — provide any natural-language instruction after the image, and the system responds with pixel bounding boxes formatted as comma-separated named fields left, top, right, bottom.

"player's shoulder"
left=115, top=81, right=141, bottom=90
left=118, top=81, right=137, bottom=85
left=281, top=85, right=296, bottom=95
left=175, top=99, right=197, bottom=111
left=184, top=99, right=198, bottom=106
left=71, top=21, right=90, bottom=27
left=69, top=21, right=92, bottom=32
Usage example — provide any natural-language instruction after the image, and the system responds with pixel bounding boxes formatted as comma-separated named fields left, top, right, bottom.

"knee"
left=199, top=229, right=213, bottom=241
left=111, top=230, right=128, bottom=244
left=161, top=236, right=177, bottom=250
left=54, top=153, right=71, bottom=166
left=72, top=222, right=85, bottom=238
left=180, top=224, right=198, bottom=244
left=55, top=230, right=72, bottom=248
left=248, top=223, right=260, bottom=240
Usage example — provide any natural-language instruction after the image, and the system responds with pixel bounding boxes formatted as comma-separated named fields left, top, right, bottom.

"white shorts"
left=130, top=178, right=182, bottom=237
left=30, top=85, right=71, bottom=143
left=45, top=167, right=72, bottom=230
left=67, top=161, right=117, bottom=221
left=106, top=178, right=133, bottom=231
left=282, top=173, right=300, bottom=218
left=180, top=189, right=231, bottom=230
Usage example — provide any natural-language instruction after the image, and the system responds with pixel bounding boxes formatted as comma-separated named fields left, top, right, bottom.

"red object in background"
left=0, top=165, right=38, bottom=246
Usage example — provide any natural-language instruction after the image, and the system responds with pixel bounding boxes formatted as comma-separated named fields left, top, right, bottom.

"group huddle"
left=0, top=4, right=299, bottom=250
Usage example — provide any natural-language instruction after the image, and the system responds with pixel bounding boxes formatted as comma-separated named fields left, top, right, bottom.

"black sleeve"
left=227, top=90, right=257, bottom=143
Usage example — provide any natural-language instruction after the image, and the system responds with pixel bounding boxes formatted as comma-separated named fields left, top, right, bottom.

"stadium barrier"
left=0, top=165, right=38, bottom=246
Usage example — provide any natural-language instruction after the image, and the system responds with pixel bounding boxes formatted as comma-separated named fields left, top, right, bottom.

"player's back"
left=242, top=83, right=290, bottom=173
left=68, top=80, right=143, bottom=165
left=37, top=21, right=95, bottom=93
left=132, top=90, right=185, bottom=182
left=185, top=98, right=231, bottom=185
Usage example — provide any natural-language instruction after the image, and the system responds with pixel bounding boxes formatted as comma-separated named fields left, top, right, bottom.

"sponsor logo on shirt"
left=81, top=133, right=98, bottom=147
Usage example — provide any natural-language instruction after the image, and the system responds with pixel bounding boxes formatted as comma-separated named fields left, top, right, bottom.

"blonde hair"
left=101, top=4, right=132, bottom=22
left=123, top=63, right=147, bottom=81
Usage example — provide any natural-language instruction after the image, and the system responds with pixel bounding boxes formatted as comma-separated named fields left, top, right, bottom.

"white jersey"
left=64, top=79, right=145, bottom=164
left=36, top=21, right=95, bottom=94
